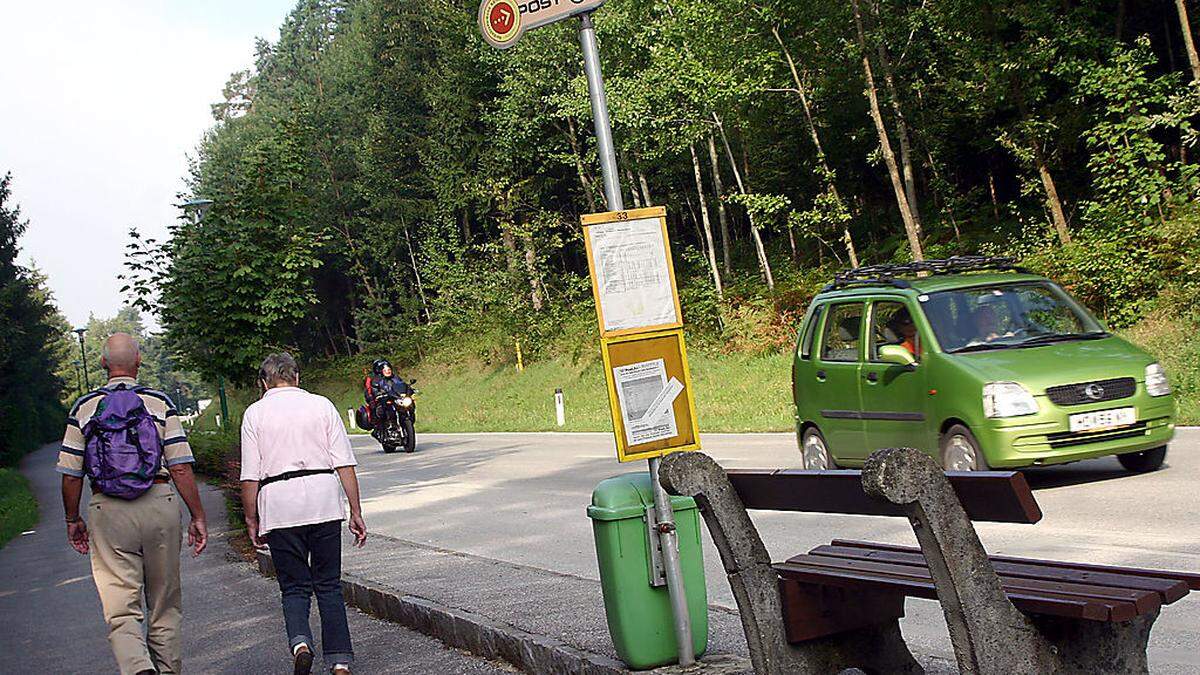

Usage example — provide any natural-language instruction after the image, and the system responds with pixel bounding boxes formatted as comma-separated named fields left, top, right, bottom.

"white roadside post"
left=478, top=1, right=695, bottom=664
left=348, top=409, right=357, bottom=430
left=555, top=388, right=566, bottom=427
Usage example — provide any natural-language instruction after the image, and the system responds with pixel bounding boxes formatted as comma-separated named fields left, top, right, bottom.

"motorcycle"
left=370, top=381, right=417, bottom=453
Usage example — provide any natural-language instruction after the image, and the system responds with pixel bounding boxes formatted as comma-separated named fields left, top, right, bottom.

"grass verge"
left=0, top=468, right=38, bottom=550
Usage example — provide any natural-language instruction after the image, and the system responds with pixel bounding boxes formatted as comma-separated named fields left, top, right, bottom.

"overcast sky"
left=1, top=0, right=296, bottom=328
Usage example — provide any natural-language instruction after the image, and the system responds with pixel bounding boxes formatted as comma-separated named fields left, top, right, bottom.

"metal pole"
left=579, top=12, right=694, bottom=665
left=218, top=375, right=230, bottom=425
left=75, top=329, right=91, bottom=389
left=648, top=455, right=695, bottom=664
left=578, top=13, right=623, bottom=212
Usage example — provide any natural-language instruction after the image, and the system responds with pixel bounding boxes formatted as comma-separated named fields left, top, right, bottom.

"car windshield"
left=920, top=281, right=1106, bottom=353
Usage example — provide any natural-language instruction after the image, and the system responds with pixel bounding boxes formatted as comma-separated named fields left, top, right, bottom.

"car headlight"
left=983, top=382, right=1039, bottom=418
left=1145, top=363, right=1171, bottom=397
left=398, top=396, right=414, bottom=408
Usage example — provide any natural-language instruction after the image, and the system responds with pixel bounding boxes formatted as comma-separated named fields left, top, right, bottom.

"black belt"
left=259, top=468, right=335, bottom=488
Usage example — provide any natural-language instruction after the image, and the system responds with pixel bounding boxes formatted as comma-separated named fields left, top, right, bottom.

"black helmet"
left=372, top=359, right=391, bottom=376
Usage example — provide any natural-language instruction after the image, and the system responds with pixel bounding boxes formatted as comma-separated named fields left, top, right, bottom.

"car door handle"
left=864, top=371, right=878, bottom=383
left=816, top=370, right=826, bottom=382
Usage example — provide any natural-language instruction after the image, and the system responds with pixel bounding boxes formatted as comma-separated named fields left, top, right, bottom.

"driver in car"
left=888, top=308, right=920, bottom=357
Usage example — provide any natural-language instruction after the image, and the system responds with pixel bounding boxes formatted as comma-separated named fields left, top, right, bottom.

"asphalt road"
left=0, top=446, right=512, bottom=675
left=350, top=428, right=1200, bottom=673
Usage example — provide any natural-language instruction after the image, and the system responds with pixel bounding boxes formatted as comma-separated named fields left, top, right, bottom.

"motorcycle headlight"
left=983, top=382, right=1039, bottom=418
left=1145, top=363, right=1171, bottom=397
left=398, top=396, right=414, bottom=407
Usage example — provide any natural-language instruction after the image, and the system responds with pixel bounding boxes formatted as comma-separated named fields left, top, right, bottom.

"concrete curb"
left=255, top=550, right=749, bottom=675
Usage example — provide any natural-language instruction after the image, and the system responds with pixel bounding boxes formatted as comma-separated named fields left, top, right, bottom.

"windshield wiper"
left=949, top=342, right=1021, bottom=353
left=1015, top=331, right=1109, bottom=347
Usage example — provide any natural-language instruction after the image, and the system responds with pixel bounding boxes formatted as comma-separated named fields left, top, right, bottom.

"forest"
left=125, top=0, right=1200, bottom=393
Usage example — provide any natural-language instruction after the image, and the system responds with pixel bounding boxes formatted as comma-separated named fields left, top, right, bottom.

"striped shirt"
left=56, top=376, right=195, bottom=479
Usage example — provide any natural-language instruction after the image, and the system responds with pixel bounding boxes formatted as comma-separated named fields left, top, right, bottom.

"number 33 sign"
left=479, top=0, right=606, bottom=49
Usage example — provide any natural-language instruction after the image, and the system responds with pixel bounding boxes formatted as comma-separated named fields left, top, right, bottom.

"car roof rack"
left=824, top=256, right=1031, bottom=291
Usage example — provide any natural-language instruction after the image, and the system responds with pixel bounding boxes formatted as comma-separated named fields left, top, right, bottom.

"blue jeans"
left=266, top=520, right=353, bottom=665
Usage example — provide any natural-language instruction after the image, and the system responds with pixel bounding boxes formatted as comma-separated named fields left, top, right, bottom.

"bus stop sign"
left=479, top=0, right=606, bottom=49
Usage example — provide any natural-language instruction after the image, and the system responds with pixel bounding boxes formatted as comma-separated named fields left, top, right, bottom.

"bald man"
left=58, top=332, right=207, bottom=675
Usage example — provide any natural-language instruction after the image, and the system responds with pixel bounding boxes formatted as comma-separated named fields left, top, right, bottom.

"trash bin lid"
left=587, top=471, right=697, bottom=521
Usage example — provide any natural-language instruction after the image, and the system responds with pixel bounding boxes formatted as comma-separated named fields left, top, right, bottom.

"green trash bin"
left=588, top=472, right=708, bottom=669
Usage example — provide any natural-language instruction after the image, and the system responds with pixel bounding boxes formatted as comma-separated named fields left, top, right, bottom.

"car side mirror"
left=878, top=345, right=917, bottom=369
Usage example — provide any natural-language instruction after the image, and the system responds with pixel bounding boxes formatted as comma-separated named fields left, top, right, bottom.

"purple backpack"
left=82, top=387, right=164, bottom=500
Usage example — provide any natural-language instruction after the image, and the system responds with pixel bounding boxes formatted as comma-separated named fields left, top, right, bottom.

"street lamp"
left=180, top=198, right=214, bottom=225
left=73, top=328, right=90, bottom=390
left=177, top=197, right=227, bottom=424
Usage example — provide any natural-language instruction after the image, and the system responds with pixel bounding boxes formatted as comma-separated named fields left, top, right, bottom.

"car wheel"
left=940, top=424, right=989, bottom=471
left=1117, top=446, right=1166, bottom=473
left=801, top=427, right=837, bottom=470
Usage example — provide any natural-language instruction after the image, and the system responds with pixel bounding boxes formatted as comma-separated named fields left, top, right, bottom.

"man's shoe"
left=293, top=644, right=314, bottom=675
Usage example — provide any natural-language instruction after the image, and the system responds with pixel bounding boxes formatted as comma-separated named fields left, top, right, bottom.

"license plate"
left=1069, top=407, right=1136, bottom=433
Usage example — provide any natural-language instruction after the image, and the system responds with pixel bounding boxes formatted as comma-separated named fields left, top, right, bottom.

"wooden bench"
left=658, top=448, right=1198, bottom=675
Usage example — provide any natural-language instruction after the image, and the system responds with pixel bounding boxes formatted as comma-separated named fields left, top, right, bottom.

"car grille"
left=1045, top=377, right=1136, bottom=407
left=1045, top=421, right=1148, bottom=449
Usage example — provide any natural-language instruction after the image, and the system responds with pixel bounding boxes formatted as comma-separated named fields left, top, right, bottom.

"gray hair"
left=101, top=333, right=141, bottom=370
left=258, top=352, right=299, bottom=387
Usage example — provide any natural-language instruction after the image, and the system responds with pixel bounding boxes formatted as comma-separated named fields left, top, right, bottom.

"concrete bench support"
left=659, top=451, right=922, bottom=675
left=862, top=447, right=1156, bottom=675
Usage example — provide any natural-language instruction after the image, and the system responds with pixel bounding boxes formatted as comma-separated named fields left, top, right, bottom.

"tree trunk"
left=705, top=134, right=734, bottom=275
left=521, top=232, right=544, bottom=311
left=876, top=38, right=923, bottom=235
left=988, top=167, right=1002, bottom=224
left=1176, top=0, right=1200, bottom=84
left=638, top=171, right=653, bottom=206
left=772, top=26, right=860, bottom=267
left=1033, top=144, right=1072, bottom=245
left=713, top=116, right=775, bottom=289
left=400, top=216, right=430, bottom=322
left=690, top=144, right=724, bottom=299
left=741, top=141, right=776, bottom=290
left=500, top=225, right=520, bottom=275
left=1115, top=0, right=1126, bottom=40
left=565, top=117, right=599, bottom=212
left=460, top=210, right=472, bottom=244
left=624, top=164, right=644, bottom=208
left=851, top=0, right=924, bottom=260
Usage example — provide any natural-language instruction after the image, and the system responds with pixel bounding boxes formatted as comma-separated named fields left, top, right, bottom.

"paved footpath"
left=0, top=445, right=512, bottom=674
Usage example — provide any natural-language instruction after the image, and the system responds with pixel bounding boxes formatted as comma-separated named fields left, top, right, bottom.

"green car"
left=792, top=257, right=1176, bottom=472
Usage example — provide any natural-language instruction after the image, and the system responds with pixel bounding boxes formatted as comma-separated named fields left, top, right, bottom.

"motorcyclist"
left=365, top=359, right=412, bottom=423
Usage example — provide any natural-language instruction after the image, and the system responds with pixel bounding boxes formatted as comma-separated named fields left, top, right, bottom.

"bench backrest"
left=727, top=468, right=1042, bottom=524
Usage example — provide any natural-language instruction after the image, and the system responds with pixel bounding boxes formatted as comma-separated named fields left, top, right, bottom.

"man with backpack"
left=57, top=333, right=207, bottom=675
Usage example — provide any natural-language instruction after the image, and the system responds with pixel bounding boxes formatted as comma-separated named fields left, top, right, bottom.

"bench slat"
left=810, top=544, right=1190, bottom=605
left=792, top=550, right=1156, bottom=612
left=789, top=553, right=1157, bottom=618
left=830, top=539, right=1200, bottom=591
left=727, top=469, right=1042, bottom=523
left=778, top=554, right=1149, bottom=621
left=775, top=558, right=1118, bottom=621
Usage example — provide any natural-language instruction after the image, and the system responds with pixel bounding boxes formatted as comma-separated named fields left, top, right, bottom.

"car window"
left=799, top=305, right=823, bottom=360
left=925, top=282, right=1104, bottom=353
left=871, top=301, right=919, bottom=361
left=820, top=303, right=863, bottom=362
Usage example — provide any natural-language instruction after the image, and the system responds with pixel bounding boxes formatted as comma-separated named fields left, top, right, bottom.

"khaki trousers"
left=88, top=483, right=183, bottom=675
